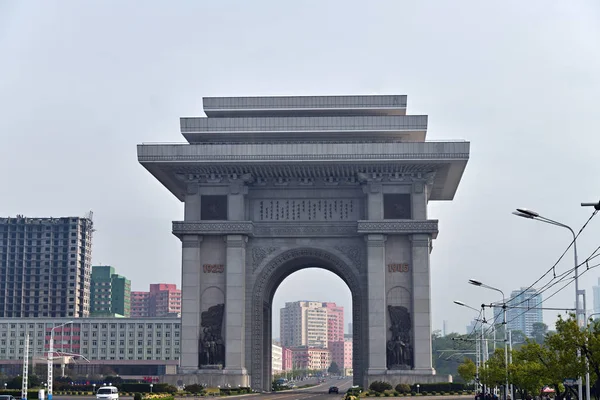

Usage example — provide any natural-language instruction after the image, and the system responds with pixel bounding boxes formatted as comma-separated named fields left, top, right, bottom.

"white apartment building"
left=280, top=301, right=328, bottom=348
left=272, top=341, right=282, bottom=374
left=0, top=317, right=181, bottom=362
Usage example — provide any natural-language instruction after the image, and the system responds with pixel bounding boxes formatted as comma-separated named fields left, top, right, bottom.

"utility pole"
left=22, top=334, right=29, bottom=400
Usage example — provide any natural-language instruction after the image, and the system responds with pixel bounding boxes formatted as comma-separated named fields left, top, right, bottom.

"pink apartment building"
left=328, top=338, right=353, bottom=370
left=131, top=283, right=181, bottom=317
left=322, top=302, right=344, bottom=342
left=281, top=347, right=293, bottom=371
left=290, top=347, right=331, bottom=371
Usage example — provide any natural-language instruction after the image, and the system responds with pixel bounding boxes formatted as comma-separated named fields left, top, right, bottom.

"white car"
left=96, top=386, right=119, bottom=400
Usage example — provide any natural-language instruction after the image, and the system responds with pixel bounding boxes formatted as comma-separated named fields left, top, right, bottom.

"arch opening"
left=250, top=247, right=366, bottom=391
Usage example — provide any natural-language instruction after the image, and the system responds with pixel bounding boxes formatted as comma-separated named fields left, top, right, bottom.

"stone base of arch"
left=160, top=370, right=250, bottom=389
left=367, top=370, right=452, bottom=387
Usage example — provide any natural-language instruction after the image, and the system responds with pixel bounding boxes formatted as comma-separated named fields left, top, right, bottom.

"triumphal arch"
left=137, top=95, right=469, bottom=390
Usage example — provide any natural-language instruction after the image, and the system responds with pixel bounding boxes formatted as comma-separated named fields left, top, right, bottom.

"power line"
left=503, top=261, right=600, bottom=328
left=502, top=209, right=597, bottom=309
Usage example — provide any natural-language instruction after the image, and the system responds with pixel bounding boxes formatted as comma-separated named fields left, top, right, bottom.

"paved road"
left=50, top=378, right=473, bottom=400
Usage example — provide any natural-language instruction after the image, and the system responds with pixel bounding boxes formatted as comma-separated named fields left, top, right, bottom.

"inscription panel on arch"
left=252, top=199, right=360, bottom=221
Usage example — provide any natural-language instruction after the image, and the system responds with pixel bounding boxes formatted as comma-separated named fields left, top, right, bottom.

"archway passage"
left=250, top=247, right=367, bottom=391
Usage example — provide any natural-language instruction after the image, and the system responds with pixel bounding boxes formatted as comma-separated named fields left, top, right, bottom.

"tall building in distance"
left=323, top=302, right=344, bottom=342
left=131, top=283, right=181, bottom=317
left=593, top=278, right=600, bottom=318
left=0, top=215, right=94, bottom=318
left=90, top=265, right=131, bottom=317
left=280, top=301, right=328, bottom=348
left=466, top=319, right=478, bottom=335
left=507, top=287, right=543, bottom=336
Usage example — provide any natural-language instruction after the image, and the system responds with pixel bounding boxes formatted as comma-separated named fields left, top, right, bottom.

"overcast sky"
left=1, top=1, right=599, bottom=336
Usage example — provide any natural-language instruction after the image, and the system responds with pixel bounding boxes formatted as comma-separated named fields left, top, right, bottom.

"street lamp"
left=454, top=300, right=487, bottom=392
left=150, top=384, right=153, bottom=393
left=48, top=321, right=73, bottom=400
left=469, top=280, right=509, bottom=400
left=584, top=313, right=600, bottom=400
left=92, top=384, right=96, bottom=393
left=416, top=384, right=420, bottom=394
left=513, top=207, right=584, bottom=400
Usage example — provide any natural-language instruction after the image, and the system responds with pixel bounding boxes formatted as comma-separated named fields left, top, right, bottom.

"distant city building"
left=289, top=346, right=331, bottom=371
left=90, top=266, right=131, bottom=317
left=281, top=346, right=292, bottom=371
left=272, top=341, right=282, bottom=374
left=0, top=215, right=94, bottom=318
left=593, top=278, right=600, bottom=318
left=466, top=319, right=478, bottom=335
left=442, top=320, right=448, bottom=336
left=131, top=284, right=181, bottom=318
left=348, top=322, right=353, bottom=334
left=0, top=317, right=180, bottom=376
left=507, top=287, right=543, bottom=336
left=280, top=301, right=328, bottom=348
left=323, top=302, right=344, bottom=342
left=328, top=338, right=352, bottom=371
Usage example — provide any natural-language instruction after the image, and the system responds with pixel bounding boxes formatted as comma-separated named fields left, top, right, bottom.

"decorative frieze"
left=253, top=222, right=357, bottom=237
left=172, top=221, right=253, bottom=237
left=357, top=220, right=438, bottom=238
left=251, top=247, right=278, bottom=272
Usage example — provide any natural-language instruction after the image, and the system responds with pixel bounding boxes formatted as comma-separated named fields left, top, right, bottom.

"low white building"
left=272, top=341, right=282, bottom=374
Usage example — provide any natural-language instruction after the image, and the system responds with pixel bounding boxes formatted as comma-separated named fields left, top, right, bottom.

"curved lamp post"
left=454, top=300, right=487, bottom=393
left=513, top=208, right=583, bottom=400
left=48, top=321, right=73, bottom=400
left=469, top=280, right=509, bottom=400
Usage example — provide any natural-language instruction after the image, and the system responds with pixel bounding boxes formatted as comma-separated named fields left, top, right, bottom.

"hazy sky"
left=1, top=1, right=599, bottom=336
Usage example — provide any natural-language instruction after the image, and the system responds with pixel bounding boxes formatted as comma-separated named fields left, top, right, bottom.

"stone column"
left=180, top=235, right=203, bottom=371
left=224, top=234, right=247, bottom=374
left=228, top=182, right=247, bottom=220
left=184, top=183, right=201, bottom=221
left=411, top=234, right=434, bottom=372
left=363, top=183, right=383, bottom=219
left=366, top=234, right=387, bottom=375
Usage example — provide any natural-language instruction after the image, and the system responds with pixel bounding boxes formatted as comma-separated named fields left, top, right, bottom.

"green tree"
left=516, top=322, right=584, bottom=400
left=510, top=330, right=527, bottom=349
left=531, top=322, right=549, bottom=344
left=509, top=348, right=545, bottom=399
left=328, top=361, right=340, bottom=375
left=457, top=357, right=477, bottom=383
left=480, top=348, right=507, bottom=389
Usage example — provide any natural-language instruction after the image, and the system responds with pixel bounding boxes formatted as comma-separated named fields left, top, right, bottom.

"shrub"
left=134, top=393, right=143, bottom=400
left=393, top=392, right=399, bottom=397
left=369, top=381, right=392, bottom=393
left=395, top=384, right=411, bottom=394
left=185, top=384, right=204, bottom=394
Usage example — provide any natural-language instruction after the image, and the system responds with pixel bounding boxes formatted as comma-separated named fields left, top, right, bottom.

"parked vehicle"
left=329, top=386, right=339, bottom=394
left=96, top=386, right=119, bottom=400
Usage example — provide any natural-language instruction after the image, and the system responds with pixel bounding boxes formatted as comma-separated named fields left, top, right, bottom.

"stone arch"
left=249, top=246, right=367, bottom=390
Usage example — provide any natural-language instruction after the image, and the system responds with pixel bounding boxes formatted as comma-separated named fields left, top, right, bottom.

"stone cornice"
left=253, top=221, right=357, bottom=237
left=173, top=220, right=440, bottom=238
left=138, top=142, right=469, bottom=162
left=357, top=220, right=439, bottom=239
left=172, top=221, right=253, bottom=237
